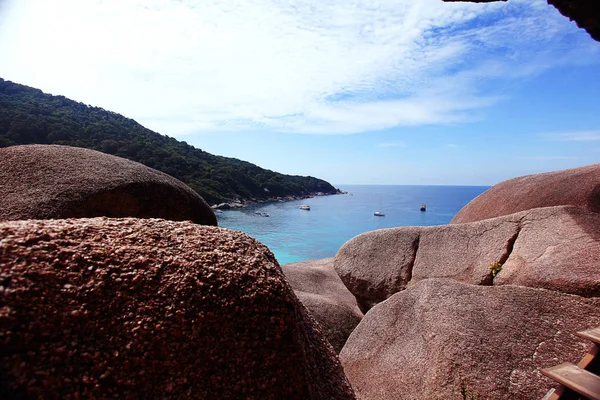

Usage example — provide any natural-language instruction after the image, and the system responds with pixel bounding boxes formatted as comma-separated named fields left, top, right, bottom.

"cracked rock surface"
left=0, top=145, right=217, bottom=226
left=495, top=205, right=600, bottom=297
left=0, top=218, right=355, bottom=400
left=340, top=278, right=600, bottom=400
left=334, top=206, right=599, bottom=310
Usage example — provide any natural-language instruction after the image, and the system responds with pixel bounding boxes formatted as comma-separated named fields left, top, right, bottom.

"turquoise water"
left=217, top=185, right=489, bottom=265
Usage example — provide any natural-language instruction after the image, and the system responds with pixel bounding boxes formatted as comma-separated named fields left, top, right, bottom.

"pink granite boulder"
left=281, top=258, right=363, bottom=353
left=410, top=216, right=520, bottom=287
left=0, top=144, right=217, bottom=225
left=334, top=218, right=520, bottom=309
left=333, top=227, right=421, bottom=311
left=494, top=205, right=600, bottom=297
left=0, top=218, right=355, bottom=399
left=334, top=206, right=600, bottom=309
left=340, top=278, right=600, bottom=400
left=451, top=163, right=600, bottom=224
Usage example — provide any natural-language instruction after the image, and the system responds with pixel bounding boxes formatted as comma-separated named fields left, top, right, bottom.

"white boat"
left=374, top=199, right=385, bottom=216
left=299, top=204, right=311, bottom=210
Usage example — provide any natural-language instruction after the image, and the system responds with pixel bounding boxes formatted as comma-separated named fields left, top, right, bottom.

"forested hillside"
left=0, top=78, right=337, bottom=204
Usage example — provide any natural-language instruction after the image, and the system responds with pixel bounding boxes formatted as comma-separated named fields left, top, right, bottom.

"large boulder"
left=340, top=279, right=600, bottom=400
left=0, top=218, right=355, bottom=399
left=451, top=163, right=600, bottom=224
left=494, top=205, right=600, bottom=297
left=281, top=258, right=363, bottom=353
left=333, top=227, right=421, bottom=311
left=334, top=206, right=600, bottom=309
left=0, top=144, right=217, bottom=225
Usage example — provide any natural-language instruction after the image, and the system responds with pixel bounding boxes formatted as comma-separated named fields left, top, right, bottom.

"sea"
left=217, top=185, right=489, bottom=265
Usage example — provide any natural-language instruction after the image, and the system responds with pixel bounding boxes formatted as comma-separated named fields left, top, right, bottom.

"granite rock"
left=0, top=218, right=355, bottom=399
left=340, top=279, right=600, bottom=400
left=334, top=206, right=600, bottom=310
left=451, top=163, right=600, bottom=224
left=281, top=258, right=363, bottom=353
left=0, top=144, right=216, bottom=225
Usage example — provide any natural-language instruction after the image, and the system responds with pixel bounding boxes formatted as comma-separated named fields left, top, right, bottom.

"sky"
left=1, top=0, right=599, bottom=186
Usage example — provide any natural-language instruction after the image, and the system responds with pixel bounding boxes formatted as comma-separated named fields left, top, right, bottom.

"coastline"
left=210, top=189, right=347, bottom=210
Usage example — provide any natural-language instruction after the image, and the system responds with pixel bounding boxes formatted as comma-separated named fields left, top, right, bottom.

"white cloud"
left=0, top=0, right=597, bottom=135
left=542, top=131, right=600, bottom=141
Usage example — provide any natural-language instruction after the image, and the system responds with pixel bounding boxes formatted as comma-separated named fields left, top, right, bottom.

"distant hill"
left=0, top=78, right=338, bottom=204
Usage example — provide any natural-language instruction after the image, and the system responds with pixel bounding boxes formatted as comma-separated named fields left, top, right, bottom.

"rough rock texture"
left=281, top=258, right=363, bottom=353
left=442, top=0, right=600, bottom=42
left=451, top=163, right=600, bottom=224
left=494, top=205, right=600, bottom=297
left=334, top=206, right=599, bottom=309
left=411, top=216, right=520, bottom=287
left=0, top=145, right=217, bottom=225
left=0, top=218, right=355, bottom=400
left=334, top=220, right=518, bottom=309
left=333, top=227, right=421, bottom=311
left=340, top=279, right=600, bottom=400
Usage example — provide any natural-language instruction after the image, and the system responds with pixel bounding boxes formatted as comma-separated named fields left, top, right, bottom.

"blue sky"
left=0, top=0, right=599, bottom=185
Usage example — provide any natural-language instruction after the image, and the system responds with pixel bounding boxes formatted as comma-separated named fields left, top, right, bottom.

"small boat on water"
left=299, top=204, right=311, bottom=210
left=254, top=211, right=270, bottom=217
left=215, top=209, right=223, bottom=214
left=420, top=203, right=426, bottom=212
left=374, top=198, right=385, bottom=216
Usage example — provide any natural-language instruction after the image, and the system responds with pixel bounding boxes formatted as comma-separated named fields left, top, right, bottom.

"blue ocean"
left=217, top=185, right=489, bottom=265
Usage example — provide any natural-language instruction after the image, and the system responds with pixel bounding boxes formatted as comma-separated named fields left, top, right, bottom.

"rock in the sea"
left=451, top=163, right=600, bottom=224
left=340, top=279, right=600, bottom=400
left=335, top=206, right=600, bottom=309
left=0, top=218, right=355, bottom=400
left=0, top=144, right=217, bottom=225
left=281, top=258, right=363, bottom=353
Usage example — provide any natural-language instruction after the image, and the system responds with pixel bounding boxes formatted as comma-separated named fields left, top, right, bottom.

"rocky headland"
left=210, top=189, right=346, bottom=210
left=0, top=78, right=341, bottom=206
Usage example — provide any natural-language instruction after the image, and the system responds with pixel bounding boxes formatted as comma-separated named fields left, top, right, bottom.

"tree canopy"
left=0, top=78, right=338, bottom=204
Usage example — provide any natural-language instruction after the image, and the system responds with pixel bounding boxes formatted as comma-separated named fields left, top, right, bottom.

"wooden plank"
left=578, top=344, right=599, bottom=370
left=542, top=387, right=562, bottom=400
left=577, top=327, right=600, bottom=345
left=541, top=362, right=600, bottom=400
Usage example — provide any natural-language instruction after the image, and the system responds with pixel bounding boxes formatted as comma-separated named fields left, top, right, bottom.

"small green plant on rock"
left=489, top=261, right=503, bottom=277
